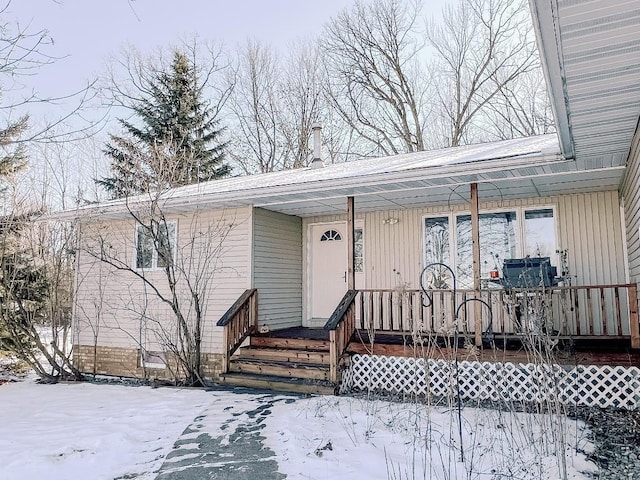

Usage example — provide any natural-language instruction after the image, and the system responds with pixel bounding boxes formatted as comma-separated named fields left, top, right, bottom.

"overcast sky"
left=7, top=0, right=360, bottom=103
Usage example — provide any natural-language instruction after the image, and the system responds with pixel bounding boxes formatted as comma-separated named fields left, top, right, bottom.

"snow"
left=262, top=396, right=595, bottom=480
left=0, top=379, right=596, bottom=480
left=55, top=134, right=561, bottom=220
left=0, top=380, right=212, bottom=480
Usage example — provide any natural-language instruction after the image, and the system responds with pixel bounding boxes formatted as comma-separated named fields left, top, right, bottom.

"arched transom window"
left=320, top=229, right=342, bottom=241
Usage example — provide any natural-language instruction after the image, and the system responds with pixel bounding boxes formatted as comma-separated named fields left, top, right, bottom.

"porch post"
left=470, top=183, right=482, bottom=346
left=347, top=196, right=355, bottom=290
left=630, top=283, right=640, bottom=349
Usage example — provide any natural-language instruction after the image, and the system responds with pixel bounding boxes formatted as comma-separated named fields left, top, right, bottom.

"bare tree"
left=80, top=147, right=238, bottom=386
left=323, top=0, right=430, bottom=156
left=0, top=195, right=81, bottom=381
left=483, top=69, right=555, bottom=139
left=0, top=4, right=100, bottom=145
left=427, top=0, right=540, bottom=147
left=226, top=40, right=284, bottom=174
left=227, top=39, right=336, bottom=172
left=279, top=40, right=327, bottom=169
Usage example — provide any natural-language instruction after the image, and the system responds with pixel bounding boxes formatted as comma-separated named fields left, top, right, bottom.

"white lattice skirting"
left=341, top=354, right=640, bottom=410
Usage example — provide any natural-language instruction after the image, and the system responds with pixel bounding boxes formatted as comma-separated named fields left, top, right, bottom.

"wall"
left=303, top=191, right=627, bottom=297
left=621, top=127, right=640, bottom=285
left=73, top=345, right=224, bottom=381
left=252, top=208, right=303, bottom=330
left=73, top=206, right=252, bottom=368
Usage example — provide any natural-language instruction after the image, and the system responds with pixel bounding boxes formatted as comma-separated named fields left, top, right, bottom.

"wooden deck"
left=217, top=286, right=640, bottom=395
left=258, top=327, right=640, bottom=367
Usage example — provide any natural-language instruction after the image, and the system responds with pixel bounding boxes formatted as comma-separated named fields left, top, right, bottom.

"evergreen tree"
left=98, top=50, right=229, bottom=198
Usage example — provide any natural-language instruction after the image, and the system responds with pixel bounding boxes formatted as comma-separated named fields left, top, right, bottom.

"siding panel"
left=252, top=208, right=303, bottom=330
left=621, top=129, right=640, bottom=284
left=303, top=192, right=626, bottom=294
left=74, top=207, right=252, bottom=355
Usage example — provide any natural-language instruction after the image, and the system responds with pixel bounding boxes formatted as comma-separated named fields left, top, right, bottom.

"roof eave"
left=49, top=150, right=565, bottom=223
left=528, top=0, right=574, bottom=160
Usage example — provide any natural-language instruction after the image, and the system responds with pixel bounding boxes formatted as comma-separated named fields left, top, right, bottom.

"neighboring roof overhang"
left=50, top=134, right=625, bottom=221
left=530, top=0, right=640, bottom=169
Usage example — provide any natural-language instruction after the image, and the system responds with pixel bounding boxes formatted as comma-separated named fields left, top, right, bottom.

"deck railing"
left=351, top=284, right=640, bottom=346
left=217, top=289, right=258, bottom=373
left=325, top=290, right=358, bottom=383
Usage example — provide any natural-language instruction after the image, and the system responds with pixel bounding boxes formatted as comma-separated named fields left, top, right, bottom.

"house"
left=63, top=0, right=640, bottom=397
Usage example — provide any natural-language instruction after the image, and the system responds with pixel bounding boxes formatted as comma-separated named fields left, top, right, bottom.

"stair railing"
left=324, top=290, right=359, bottom=383
left=217, top=289, right=258, bottom=373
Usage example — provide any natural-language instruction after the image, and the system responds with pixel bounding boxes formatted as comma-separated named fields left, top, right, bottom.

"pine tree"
left=98, top=50, right=229, bottom=198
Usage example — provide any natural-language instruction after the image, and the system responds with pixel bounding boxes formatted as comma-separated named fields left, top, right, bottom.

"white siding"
left=303, top=192, right=626, bottom=295
left=621, top=129, right=640, bottom=285
left=74, top=207, right=252, bottom=355
left=252, top=208, right=303, bottom=330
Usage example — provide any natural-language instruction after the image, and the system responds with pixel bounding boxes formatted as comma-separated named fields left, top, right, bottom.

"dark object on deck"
left=502, top=257, right=559, bottom=288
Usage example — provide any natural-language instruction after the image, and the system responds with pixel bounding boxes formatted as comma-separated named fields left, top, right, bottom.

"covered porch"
left=214, top=134, right=638, bottom=394
left=216, top=280, right=640, bottom=395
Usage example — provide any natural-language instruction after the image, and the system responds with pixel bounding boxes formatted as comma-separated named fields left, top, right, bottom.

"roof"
left=58, top=0, right=640, bottom=221
left=530, top=0, right=640, bottom=167
left=56, top=134, right=614, bottom=221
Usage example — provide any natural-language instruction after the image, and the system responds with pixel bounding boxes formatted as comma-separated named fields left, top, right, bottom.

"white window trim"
left=140, top=349, right=167, bottom=369
left=134, top=219, right=178, bottom=271
left=422, top=205, right=559, bottom=274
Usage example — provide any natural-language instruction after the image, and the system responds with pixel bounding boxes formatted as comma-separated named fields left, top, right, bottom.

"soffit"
left=535, top=0, right=640, bottom=167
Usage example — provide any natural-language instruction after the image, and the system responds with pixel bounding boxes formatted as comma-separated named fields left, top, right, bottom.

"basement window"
left=140, top=350, right=166, bottom=369
left=135, top=220, right=176, bottom=269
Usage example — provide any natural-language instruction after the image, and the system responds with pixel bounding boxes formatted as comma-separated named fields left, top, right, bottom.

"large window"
left=424, top=207, right=556, bottom=288
left=136, top=220, right=176, bottom=269
left=456, top=212, right=517, bottom=286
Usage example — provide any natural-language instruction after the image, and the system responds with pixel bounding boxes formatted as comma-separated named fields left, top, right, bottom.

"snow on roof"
left=171, top=134, right=560, bottom=198
left=59, top=134, right=561, bottom=219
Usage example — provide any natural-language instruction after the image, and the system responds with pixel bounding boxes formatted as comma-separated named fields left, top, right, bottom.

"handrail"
left=325, top=290, right=358, bottom=383
left=351, top=284, right=639, bottom=343
left=217, top=289, right=258, bottom=373
left=217, top=288, right=257, bottom=326
left=324, top=290, right=359, bottom=330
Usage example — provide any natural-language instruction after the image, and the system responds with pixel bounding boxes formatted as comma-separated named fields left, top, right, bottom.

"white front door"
left=310, top=224, right=348, bottom=322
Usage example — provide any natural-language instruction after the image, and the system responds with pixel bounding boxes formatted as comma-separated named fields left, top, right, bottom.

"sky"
left=5, top=0, right=449, bottom=206
left=6, top=0, right=360, bottom=104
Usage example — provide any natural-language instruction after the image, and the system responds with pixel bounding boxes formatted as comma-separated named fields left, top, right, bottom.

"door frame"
left=305, top=220, right=364, bottom=326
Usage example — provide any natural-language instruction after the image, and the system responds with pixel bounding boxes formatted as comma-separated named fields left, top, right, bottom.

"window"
left=425, top=217, right=450, bottom=266
left=140, top=349, right=166, bottom=369
left=355, top=228, right=364, bottom=273
left=524, top=209, right=556, bottom=257
left=423, top=217, right=452, bottom=288
left=424, top=207, right=557, bottom=288
left=320, top=229, right=342, bottom=241
left=456, top=212, right=516, bottom=286
left=136, top=220, right=176, bottom=269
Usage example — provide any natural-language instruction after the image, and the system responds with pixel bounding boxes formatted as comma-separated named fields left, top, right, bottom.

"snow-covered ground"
left=0, top=379, right=596, bottom=480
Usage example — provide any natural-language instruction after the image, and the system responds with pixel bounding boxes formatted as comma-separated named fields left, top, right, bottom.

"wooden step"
left=220, top=372, right=336, bottom=396
left=229, top=357, right=330, bottom=381
left=237, top=347, right=330, bottom=364
left=251, top=336, right=330, bottom=351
